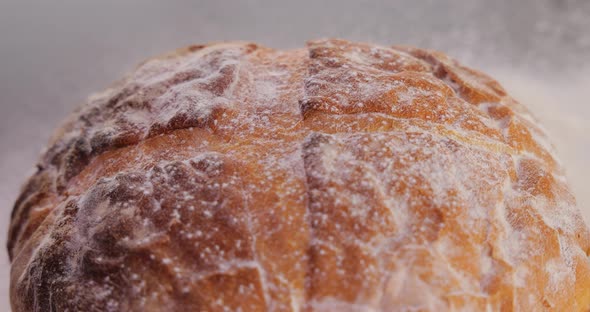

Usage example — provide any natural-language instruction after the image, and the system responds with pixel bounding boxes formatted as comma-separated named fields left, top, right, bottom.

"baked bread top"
left=8, top=39, right=590, bottom=311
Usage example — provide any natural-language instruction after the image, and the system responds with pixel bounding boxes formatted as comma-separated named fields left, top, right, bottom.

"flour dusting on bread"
left=8, top=39, right=590, bottom=311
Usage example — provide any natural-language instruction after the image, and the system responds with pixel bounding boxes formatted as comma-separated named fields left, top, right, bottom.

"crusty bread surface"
left=7, top=39, right=590, bottom=311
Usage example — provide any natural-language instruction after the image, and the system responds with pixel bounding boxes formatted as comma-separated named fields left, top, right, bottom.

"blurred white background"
left=0, top=0, right=589, bottom=308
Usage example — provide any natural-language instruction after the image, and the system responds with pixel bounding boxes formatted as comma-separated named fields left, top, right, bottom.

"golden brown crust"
left=8, top=39, right=590, bottom=311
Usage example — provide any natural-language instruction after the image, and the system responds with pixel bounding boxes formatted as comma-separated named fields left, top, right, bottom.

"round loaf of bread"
left=8, top=39, right=590, bottom=311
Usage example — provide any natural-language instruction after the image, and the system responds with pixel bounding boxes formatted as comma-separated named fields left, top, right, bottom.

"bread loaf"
left=8, top=39, right=590, bottom=311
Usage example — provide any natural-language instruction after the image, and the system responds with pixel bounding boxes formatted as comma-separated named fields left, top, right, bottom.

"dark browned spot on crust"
left=7, top=45, right=259, bottom=260
left=396, top=46, right=507, bottom=104
left=12, top=153, right=267, bottom=310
